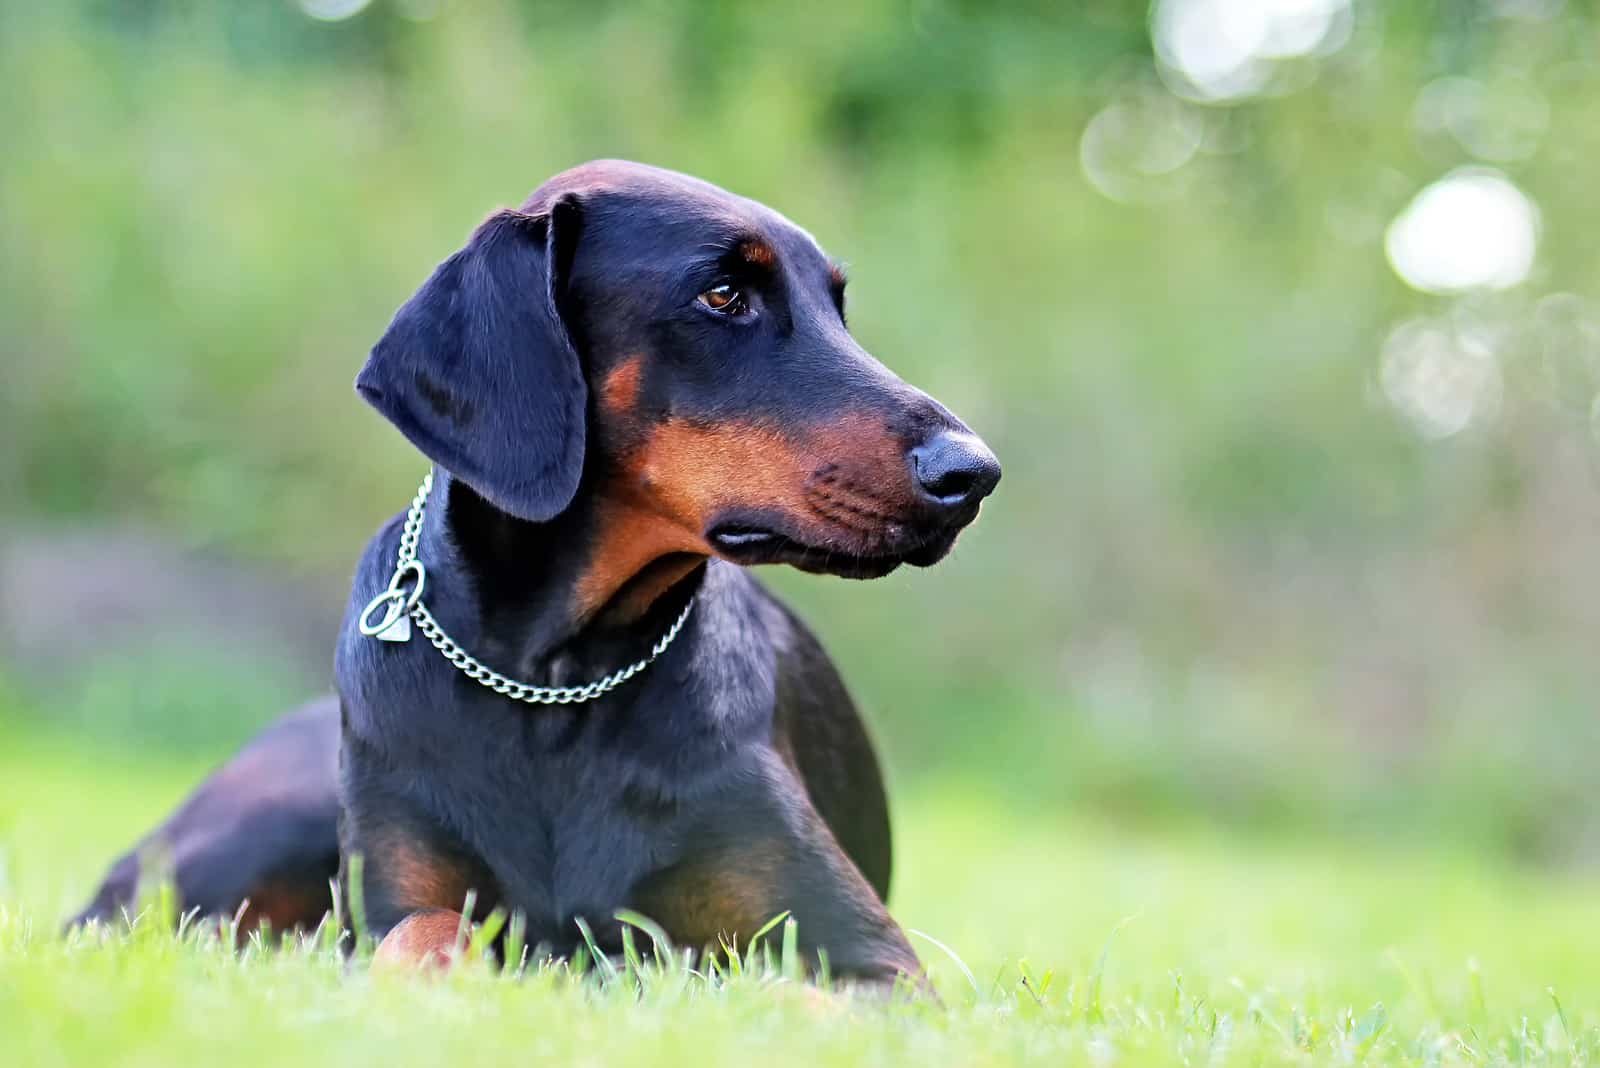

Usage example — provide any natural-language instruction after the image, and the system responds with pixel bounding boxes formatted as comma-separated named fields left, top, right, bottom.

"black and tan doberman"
left=73, top=160, right=1001, bottom=987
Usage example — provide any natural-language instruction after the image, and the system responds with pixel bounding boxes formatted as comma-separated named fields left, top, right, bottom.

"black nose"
left=910, top=431, right=1002, bottom=510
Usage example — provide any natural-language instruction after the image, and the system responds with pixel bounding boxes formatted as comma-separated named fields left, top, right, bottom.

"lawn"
left=1, top=712, right=1596, bottom=1067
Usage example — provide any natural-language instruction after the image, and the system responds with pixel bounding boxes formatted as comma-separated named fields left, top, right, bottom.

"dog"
left=72, top=161, right=1001, bottom=987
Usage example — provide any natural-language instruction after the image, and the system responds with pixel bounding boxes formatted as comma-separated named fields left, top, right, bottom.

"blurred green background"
left=3, top=0, right=1599, bottom=880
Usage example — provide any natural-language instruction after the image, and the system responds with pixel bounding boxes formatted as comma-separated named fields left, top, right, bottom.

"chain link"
left=371, top=471, right=693, bottom=706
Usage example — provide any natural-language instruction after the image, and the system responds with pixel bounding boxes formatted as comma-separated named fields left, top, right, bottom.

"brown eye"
left=697, top=283, right=746, bottom=315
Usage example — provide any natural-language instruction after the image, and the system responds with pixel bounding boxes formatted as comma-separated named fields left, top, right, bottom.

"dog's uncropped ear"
left=356, top=200, right=587, bottom=522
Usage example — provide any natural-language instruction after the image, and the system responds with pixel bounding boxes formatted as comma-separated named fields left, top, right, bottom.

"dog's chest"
left=451, top=709, right=710, bottom=948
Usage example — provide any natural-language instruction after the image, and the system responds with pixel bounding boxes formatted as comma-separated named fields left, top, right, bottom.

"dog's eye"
left=696, top=284, right=747, bottom=316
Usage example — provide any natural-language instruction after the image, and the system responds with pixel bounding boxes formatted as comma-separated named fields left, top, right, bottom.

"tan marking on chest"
left=374, top=833, right=479, bottom=915
left=630, top=847, right=789, bottom=951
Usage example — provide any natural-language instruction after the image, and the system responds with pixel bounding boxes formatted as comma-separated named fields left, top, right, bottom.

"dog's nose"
left=910, top=431, right=1001, bottom=510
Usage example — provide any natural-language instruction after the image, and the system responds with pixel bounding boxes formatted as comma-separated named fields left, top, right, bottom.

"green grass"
left=2, top=714, right=1596, bottom=1067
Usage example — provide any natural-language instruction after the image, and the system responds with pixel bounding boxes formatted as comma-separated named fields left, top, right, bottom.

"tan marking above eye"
left=738, top=238, right=777, bottom=269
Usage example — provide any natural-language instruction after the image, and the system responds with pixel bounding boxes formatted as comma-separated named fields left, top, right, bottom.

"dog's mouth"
left=706, top=519, right=962, bottom=579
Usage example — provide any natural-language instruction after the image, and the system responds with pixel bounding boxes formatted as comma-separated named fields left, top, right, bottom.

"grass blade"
left=613, top=909, right=674, bottom=969
left=573, top=915, right=617, bottom=984
left=909, top=928, right=977, bottom=999
left=344, top=854, right=370, bottom=956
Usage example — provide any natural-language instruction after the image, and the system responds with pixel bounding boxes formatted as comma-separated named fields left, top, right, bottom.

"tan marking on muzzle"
left=573, top=415, right=914, bottom=621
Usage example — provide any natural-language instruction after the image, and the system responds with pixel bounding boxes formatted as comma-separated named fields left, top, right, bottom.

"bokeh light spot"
left=1533, top=292, right=1600, bottom=408
left=1413, top=76, right=1548, bottom=163
left=1151, top=0, right=1351, bottom=102
left=1080, top=87, right=1204, bottom=203
left=299, top=0, right=373, bottom=21
left=1380, top=317, right=1503, bottom=438
left=1384, top=169, right=1539, bottom=293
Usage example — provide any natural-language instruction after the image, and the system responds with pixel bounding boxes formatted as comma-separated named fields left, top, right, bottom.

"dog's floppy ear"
left=356, top=199, right=587, bottom=522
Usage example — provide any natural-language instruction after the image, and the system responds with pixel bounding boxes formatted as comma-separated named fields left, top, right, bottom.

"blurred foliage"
left=4, top=1, right=1600, bottom=862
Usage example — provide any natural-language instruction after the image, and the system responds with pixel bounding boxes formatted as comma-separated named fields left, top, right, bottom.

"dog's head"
left=357, top=161, right=999, bottom=594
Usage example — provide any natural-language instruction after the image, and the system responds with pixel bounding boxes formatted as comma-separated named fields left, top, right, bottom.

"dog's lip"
left=706, top=520, right=961, bottom=577
left=707, top=525, right=781, bottom=549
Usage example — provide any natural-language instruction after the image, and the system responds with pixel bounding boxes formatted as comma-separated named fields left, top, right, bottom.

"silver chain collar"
left=358, top=472, right=694, bottom=705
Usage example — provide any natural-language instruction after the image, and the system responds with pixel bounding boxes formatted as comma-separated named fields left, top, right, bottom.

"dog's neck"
left=430, top=470, right=705, bottom=669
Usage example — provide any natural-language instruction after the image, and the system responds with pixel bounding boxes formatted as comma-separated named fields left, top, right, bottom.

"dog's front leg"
left=371, top=908, right=469, bottom=971
left=339, top=799, right=501, bottom=972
